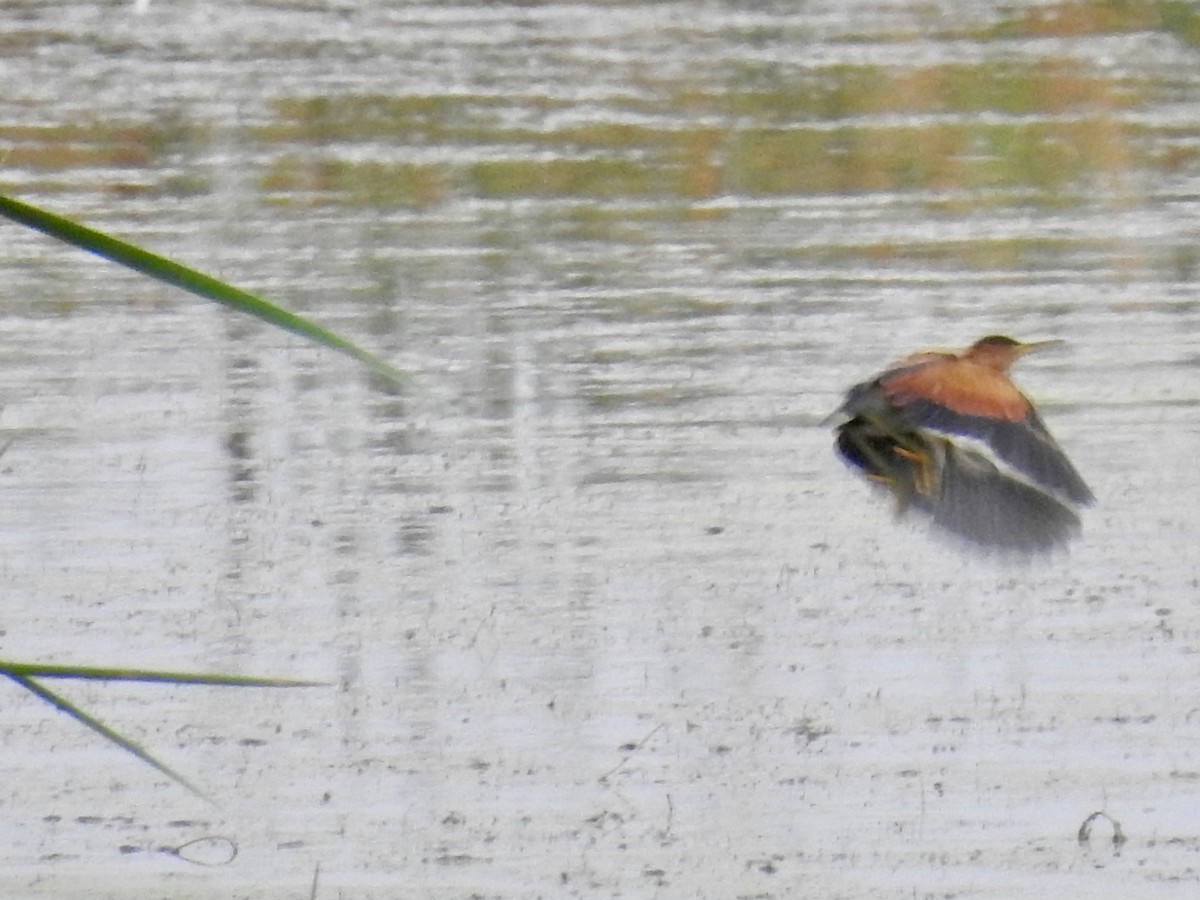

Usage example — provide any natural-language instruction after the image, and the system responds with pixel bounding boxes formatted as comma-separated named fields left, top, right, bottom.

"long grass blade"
left=0, top=193, right=404, bottom=384
left=0, top=660, right=326, bottom=687
left=5, top=672, right=212, bottom=802
left=0, top=662, right=326, bottom=800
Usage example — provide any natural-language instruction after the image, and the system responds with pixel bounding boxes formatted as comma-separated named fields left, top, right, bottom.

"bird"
left=830, top=335, right=1093, bottom=551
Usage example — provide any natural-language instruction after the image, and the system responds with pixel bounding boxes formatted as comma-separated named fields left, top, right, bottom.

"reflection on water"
left=3, top=1, right=1200, bottom=897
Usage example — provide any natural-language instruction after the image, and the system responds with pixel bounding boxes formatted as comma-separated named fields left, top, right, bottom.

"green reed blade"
left=6, top=672, right=213, bottom=803
left=0, top=193, right=404, bottom=384
left=0, top=660, right=326, bottom=687
left=0, top=661, right=326, bottom=800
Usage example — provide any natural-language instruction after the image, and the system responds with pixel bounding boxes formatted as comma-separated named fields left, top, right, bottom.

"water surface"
left=3, top=2, right=1200, bottom=897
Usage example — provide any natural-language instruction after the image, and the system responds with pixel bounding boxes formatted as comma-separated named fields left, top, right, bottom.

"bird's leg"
left=842, top=427, right=920, bottom=512
left=857, top=413, right=940, bottom=498
left=892, top=443, right=938, bottom=497
left=853, top=410, right=935, bottom=498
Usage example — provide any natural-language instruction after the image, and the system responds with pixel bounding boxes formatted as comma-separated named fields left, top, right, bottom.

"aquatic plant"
left=0, top=192, right=399, bottom=798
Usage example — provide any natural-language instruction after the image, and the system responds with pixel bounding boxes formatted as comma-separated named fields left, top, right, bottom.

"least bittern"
left=831, top=335, right=1093, bottom=551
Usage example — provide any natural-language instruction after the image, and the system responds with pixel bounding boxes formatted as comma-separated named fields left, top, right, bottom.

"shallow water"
left=3, top=1, right=1200, bottom=897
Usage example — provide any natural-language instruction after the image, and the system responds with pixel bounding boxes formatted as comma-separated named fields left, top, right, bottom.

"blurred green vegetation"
left=986, top=0, right=1200, bottom=44
left=252, top=56, right=1149, bottom=206
left=3, top=0, right=1195, bottom=218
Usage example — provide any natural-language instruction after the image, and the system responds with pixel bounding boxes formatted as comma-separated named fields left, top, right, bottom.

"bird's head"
left=964, top=335, right=1064, bottom=372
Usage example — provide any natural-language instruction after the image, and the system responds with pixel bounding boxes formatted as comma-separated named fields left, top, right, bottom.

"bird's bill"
left=1014, top=339, right=1066, bottom=356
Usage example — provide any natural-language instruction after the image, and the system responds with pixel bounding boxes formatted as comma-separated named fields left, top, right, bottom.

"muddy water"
left=3, top=1, right=1200, bottom=897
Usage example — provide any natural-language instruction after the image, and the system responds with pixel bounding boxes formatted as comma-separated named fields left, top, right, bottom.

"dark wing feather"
left=835, top=416, right=1081, bottom=552
left=919, top=443, right=1083, bottom=551
left=896, top=397, right=1093, bottom=506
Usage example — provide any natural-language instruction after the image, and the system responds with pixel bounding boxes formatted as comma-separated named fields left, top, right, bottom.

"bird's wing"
left=923, top=442, right=1083, bottom=551
left=882, top=359, right=1029, bottom=421
left=881, top=362, right=1094, bottom=505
